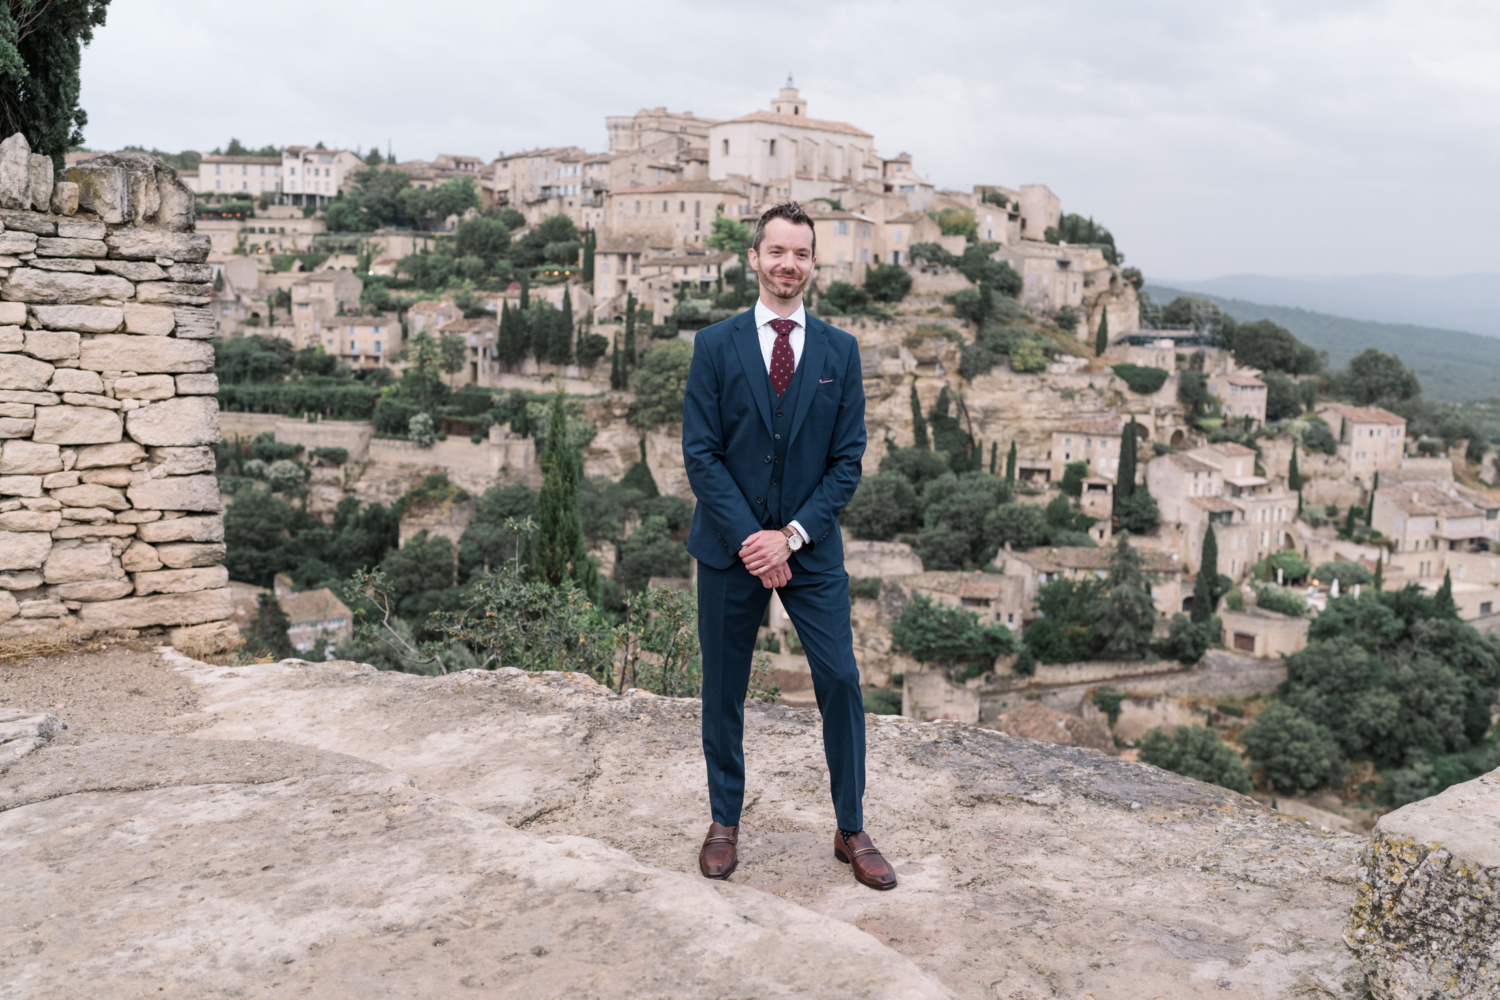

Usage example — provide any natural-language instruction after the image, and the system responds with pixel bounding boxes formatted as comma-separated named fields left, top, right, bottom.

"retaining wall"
left=0, top=138, right=234, bottom=651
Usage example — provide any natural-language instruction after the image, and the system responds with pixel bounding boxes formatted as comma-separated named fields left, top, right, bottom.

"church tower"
left=772, top=75, right=807, bottom=117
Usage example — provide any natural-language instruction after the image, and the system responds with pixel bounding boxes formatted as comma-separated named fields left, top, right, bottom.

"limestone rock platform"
left=1, top=653, right=1376, bottom=997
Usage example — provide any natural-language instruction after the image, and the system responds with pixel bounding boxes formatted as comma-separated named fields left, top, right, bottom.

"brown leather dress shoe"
left=699, top=822, right=738, bottom=879
left=834, top=830, right=897, bottom=890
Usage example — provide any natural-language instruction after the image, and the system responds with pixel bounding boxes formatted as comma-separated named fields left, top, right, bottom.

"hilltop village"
left=5, top=84, right=1499, bottom=829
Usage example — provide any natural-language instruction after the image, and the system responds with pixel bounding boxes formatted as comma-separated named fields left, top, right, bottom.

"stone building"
left=708, top=83, right=877, bottom=204
left=1219, top=606, right=1309, bottom=658
left=280, top=147, right=363, bottom=208
left=1317, top=403, right=1407, bottom=481
left=190, top=155, right=282, bottom=197
left=1148, top=441, right=1298, bottom=579
left=0, top=137, right=236, bottom=652
left=603, top=179, right=748, bottom=246
left=1207, top=373, right=1267, bottom=423
left=1371, top=480, right=1500, bottom=557
left=997, top=545, right=1185, bottom=621
left=1016, top=183, right=1061, bottom=242
left=315, top=312, right=402, bottom=372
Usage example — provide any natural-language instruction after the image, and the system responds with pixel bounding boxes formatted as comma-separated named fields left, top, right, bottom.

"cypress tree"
left=1199, top=523, right=1220, bottom=610
left=624, top=292, right=637, bottom=365
left=1288, top=443, right=1302, bottom=492
left=582, top=230, right=595, bottom=283
left=247, top=592, right=293, bottom=660
left=1368, top=472, right=1379, bottom=525
left=609, top=334, right=622, bottom=390
left=1113, top=418, right=1138, bottom=517
left=530, top=303, right=549, bottom=364
left=551, top=284, right=575, bottom=364
left=519, top=271, right=530, bottom=310
left=1006, top=440, right=1017, bottom=483
left=1090, top=533, right=1158, bottom=660
left=1434, top=570, right=1458, bottom=619
left=1095, top=309, right=1109, bottom=357
left=910, top=380, right=929, bottom=450
left=989, top=441, right=998, bottom=476
left=534, top=391, right=585, bottom=589
left=1190, top=569, right=1214, bottom=624
left=1373, top=553, right=1384, bottom=591
left=1342, top=505, right=1356, bottom=537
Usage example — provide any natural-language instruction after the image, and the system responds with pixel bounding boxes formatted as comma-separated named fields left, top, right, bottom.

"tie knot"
left=769, top=318, right=797, bottom=338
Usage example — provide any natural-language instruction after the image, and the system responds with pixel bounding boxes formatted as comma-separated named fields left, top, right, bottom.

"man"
left=682, top=202, right=896, bottom=890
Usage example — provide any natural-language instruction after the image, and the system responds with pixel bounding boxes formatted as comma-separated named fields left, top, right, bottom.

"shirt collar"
left=754, top=299, right=806, bottom=332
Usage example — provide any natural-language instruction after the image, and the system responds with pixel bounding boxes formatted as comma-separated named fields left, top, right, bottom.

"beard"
left=754, top=259, right=812, bottom=303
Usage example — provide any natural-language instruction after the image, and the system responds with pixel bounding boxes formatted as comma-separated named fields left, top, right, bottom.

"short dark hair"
left=752, top=201, right=816, bottom=256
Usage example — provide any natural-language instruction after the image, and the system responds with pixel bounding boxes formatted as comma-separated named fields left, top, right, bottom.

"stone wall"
left=0, top=137, right=234, bottom=651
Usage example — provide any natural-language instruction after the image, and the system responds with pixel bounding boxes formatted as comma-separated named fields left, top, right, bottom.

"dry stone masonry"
left=0, top=136, right=234, bottom=651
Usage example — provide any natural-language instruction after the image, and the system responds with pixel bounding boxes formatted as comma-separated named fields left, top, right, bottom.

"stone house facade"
left=1317, top=403, right=1407, bottom=481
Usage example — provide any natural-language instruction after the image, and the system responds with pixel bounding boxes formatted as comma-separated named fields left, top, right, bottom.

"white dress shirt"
left=754, top=300, right=806, bottom=371
left=751, top=299, right=810, bottom=546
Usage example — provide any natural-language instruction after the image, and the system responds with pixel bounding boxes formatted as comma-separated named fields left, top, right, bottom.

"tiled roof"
left=1207, top=442, right=1257, bottom=457
left=282, top=588, right=351, bottom=626
left=722, top=110, right=873, bottom=138
left=1323, top=404, right=1406, bottom=425
left=1010, top=546, right=1181, bottom=574
left=438, top=317, right=495, bottom=332
left=1169, top=454, right=1219, bottom=473
left=610, top=179, right=747, bottom=197
left=1382, top=483, right=1484, bottom=518
left=1223, top=375, right=1266, bottom=387
left=1188, top=496, right=1239, bottom=512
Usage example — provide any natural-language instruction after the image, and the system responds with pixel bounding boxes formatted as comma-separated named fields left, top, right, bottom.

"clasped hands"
left=739, top=529, right=793, bottom=589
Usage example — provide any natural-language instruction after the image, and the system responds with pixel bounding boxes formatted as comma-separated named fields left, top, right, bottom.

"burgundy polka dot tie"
left=768, top=318, right=797, bottom=398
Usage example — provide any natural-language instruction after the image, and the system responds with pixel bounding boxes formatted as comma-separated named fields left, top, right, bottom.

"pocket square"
left=819, top=378, right=835, bottom=384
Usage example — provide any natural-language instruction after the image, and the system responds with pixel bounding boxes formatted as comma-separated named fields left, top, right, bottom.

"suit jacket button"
left=776, top=410, right=783, bottom=417
left=771, top=480, right=778, bottom=486
left=765, top=455, right=772, bottom=463
left=774, top=433, right=781, bottom=440
left=756, top=496, right=764, bottom=504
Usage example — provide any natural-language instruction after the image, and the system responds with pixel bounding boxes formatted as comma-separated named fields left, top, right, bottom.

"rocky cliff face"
left=1, top=652, right=1380, bottom=997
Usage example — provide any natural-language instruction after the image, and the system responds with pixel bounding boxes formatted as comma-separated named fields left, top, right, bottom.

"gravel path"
left=0, top=641, right=203, bottom=736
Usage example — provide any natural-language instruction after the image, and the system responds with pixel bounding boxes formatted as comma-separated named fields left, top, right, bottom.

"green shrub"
left=310, top=446, right=348, bottom=466
left=841, top=472, right=919, bottom=540
left=822, top=281, right=871, bottom=315
left=1092, top=686, right=1125, bottom=727
left=1239, top=703, right=1347, bottom=793
left=863, top=689, right=903, bottom=715
left=250, top=431, right=303, bottom=463
left=849, top=577, right=883, bottom=601
left=1139, top=725, right=1252, bottom=793
left=863, top=263, right=913, bottom=303
left=1312, top=560, right=1372, bottom=589
left=1224, top=589, right=1244, bottom=611
left=1112, top=363, right=1170, bottom=395
left=1011, top=340, right=1047, bottom=373
left=629, top=340, right=694, bottom=429
left=1253, top=584, right=1309, bottom=617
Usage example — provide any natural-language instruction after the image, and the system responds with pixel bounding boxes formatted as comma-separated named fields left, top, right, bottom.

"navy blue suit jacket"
left=682, top=307, right=866, bottom=574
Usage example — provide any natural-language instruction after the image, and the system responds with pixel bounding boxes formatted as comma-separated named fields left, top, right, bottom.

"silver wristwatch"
left=782, top=526, right=803, bottom=552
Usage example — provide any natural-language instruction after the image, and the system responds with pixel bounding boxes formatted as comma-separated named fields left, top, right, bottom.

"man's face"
left=748, top=217, right=816, bottom=303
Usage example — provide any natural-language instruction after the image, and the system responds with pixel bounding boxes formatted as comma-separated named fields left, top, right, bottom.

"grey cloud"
left=80, top=0, right=1500, bottom=279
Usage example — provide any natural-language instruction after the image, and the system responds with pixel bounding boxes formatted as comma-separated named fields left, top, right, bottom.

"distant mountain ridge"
left=1144, top=284, right=1500, bottom=403
left=1156, top=273, right=1500, bottom=340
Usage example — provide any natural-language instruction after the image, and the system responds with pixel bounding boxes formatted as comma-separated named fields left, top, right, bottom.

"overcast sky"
left=80, top=1, right=1500, bottom=282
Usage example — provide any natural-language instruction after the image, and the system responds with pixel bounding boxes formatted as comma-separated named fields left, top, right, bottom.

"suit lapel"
left=787, top=316, right=828, bottom=449
left=729, top=309, right=774, bottom=438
